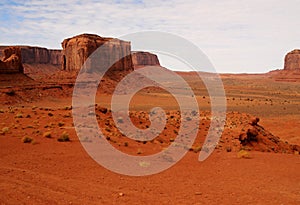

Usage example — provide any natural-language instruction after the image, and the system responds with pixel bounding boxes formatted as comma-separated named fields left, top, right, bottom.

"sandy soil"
left=0, top=71, right=299, bottom=204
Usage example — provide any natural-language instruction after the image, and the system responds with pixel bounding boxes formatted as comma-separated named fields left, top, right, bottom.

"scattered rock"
left=22, top=136, right=33, bottom=143
left=237, top=150, right=251, bottom=159
left=98, top=107, right=108, bottom=114
left=250, top=117, right=259, bottom=126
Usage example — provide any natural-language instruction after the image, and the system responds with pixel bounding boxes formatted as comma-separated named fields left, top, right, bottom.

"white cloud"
left=1, top=0, right=300, bottom=73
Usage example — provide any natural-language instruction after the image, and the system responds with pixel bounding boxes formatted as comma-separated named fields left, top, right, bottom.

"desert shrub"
left=2, top=127, right=9, bottom=134
left=6, top=90, right=15, bottom=96
left=117, top=117, right=124, bottom=123
left=137, top=148, right=142, bottom=155
left=34, top=130, right=40, bottom=134
left=98, top=107, right=108, bottom=114
left=185, top=117, right=192, bottom=121
left=64, top=106, right=72, bottom=110
left=58, top=122, right=65, bottom=127
left=44, top=122, right=55, bottom=128
left=15, top=113, right=23, bottom=118
left=192, top=146, right=202, bottom=153
left=226, top=146, right=232, bottom=152
left=22, top=136, right=33, bottom=143
left=237, top=150, right=251, bottom=159
left=57, top=132, right=70, bottom=142
left=63, top=113, right=71, bottom=118
left=43, top=131, right=52, bottom=138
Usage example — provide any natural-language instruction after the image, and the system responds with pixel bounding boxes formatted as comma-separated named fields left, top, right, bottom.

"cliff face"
left=0, top=33, right=163, bottom=75
left=0, top=47, right=24, bottom=73
left=284, top=49, right=300, bottom=70
left=61, top=33, right=133, bottom=72
left=20, top=46, right=61, bottom=65
left=0, top=46, right=61, bottom=66
left=131, top=51, right=160, bottom=69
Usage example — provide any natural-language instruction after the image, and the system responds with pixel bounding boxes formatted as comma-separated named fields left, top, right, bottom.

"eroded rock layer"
left=0, top=47, right=24, bottom=73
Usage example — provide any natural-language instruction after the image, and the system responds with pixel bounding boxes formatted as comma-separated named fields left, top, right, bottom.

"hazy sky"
left=1, top=0, right=300, bottom=73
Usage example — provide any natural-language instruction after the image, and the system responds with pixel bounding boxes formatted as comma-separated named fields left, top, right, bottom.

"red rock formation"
left=268, top=49, right=300, bottom=82
left=0, top=46, right=61, bottom=66
left=238, top=118, right=300, bottom=153
left=0, top=47, right=24, bottom=73
left=61, top=34, right=133, bottom=73
left=131, top=51, right=160, bottom=69
left=20, top=46, right=61, bottom=65
left=284, top=49, right=300, bottom=70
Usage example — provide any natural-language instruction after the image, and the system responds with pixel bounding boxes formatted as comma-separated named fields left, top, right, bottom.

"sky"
left=1, top=0, right=300, bottom=73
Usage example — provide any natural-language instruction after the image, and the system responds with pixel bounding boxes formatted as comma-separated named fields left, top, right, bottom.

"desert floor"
left=0, top=72, right=299, bottom=204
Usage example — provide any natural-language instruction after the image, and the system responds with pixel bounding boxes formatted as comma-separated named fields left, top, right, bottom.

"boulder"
left=284, top=49, right=300, bottom=70
left=250, top=117, right=259, bottom=126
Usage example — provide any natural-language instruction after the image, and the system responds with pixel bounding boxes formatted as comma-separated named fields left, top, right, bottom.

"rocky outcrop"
left=238, top=117, right=300, bottom=153
left=61, top=33, right=133, bottom=73
left=20, top=46, right=61, bottom=65
left=284, top=49, right=300, bottom=70
left=0, top=47, right=24, bottom=73
left=131, top=51, right=160, bottom=69
left=0, top=33, right=163, bottom=75
left=0, top=46, right=62, bottom=66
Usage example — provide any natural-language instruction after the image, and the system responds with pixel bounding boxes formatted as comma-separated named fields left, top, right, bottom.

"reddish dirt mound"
left=209, top=112, right=300, bottom=154
left=238, top=118, right=300, bottom=153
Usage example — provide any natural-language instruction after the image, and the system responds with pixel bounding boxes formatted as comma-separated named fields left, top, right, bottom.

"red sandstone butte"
left=61, top=33, right=133, bottom=73
left=284, top=49, right=300, bottom=71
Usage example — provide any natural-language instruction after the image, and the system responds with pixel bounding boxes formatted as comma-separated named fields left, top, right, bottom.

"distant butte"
left=61, top=33, right=133, bottom=72
left=284, top=49, right=300, bottom=70
left=131, top=51, right=160, bottom=69
left=1, top=33, right=299, bottom=82
left=268, top=49, right=300, bottom=82
left=0, top=33, right=162, bottom=75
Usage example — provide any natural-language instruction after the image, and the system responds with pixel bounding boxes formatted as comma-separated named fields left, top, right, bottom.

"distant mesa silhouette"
left=1, top=33, right=299, bottom=77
